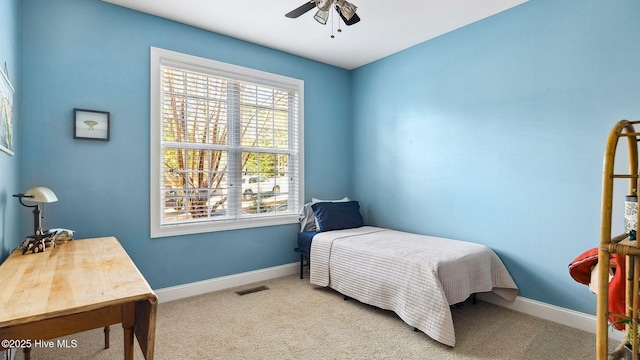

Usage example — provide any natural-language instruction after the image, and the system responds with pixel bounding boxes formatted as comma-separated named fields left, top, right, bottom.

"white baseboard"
left=154, top=264, right=624, bottom=342
left=477, top=292, right=626, bottom=341
left=154, top=262, right=299, bottom=303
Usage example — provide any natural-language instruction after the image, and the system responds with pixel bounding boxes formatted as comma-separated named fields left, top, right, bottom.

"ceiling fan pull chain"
left=330, top=6, right=335, bottom=38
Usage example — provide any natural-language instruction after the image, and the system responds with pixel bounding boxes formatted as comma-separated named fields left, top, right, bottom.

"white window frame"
left=150, top=47, right=304, bottom=238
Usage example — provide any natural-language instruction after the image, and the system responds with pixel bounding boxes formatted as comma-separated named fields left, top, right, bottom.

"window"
left=150, top=48, right=304, bottom=237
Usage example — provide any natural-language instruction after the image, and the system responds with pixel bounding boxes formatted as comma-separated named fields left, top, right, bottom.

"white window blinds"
left=150, top=48, right=303, bottom=237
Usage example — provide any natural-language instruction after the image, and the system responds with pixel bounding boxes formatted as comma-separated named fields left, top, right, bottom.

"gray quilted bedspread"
left=310, top=226, right=518, bottom=347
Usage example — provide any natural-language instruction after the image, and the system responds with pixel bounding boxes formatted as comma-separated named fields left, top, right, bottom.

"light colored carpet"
left=14, top=273, right=615, bottom=359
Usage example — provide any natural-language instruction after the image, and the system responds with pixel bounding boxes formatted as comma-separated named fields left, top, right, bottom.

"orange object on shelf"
left=569, top=248, right=626, bottom=329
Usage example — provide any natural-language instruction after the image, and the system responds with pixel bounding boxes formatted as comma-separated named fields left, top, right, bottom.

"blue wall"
left=18, top=0, right=352, bottom=289
left=0, top=0, right=20, bottom=261
left=351, top=0, right=640, bottom=315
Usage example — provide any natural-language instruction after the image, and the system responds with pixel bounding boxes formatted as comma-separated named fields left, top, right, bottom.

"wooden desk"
left=0, top=237, right=157, bottom=359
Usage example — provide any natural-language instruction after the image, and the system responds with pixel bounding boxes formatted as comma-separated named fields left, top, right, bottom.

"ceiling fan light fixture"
left=314, top=0, right=334, bottom=12
left=314, top=9, right=329, bottom=24
left=285, top=0, right=361, bottom=30
left=336, top=0, right=357, bottom=21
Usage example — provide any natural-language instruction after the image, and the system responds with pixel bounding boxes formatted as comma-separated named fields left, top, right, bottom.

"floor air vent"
left=235, top=285, right=269, bottom=296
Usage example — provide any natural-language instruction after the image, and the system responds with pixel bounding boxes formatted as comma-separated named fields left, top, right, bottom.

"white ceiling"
left=103, top=0, right=528, bottom=70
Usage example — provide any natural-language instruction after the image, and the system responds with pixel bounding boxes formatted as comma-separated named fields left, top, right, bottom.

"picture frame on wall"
left=74, top=108, right=110, bottom=141
left=0, top=68, right=15, bottom=156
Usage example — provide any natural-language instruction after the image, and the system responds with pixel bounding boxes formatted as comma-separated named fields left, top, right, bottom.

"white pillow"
left=311, top=197, right=349, bottom=204
left=299, top=202, right=317, bottom=232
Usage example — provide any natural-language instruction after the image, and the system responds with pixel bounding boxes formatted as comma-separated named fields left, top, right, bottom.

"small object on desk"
left=19, top=228, right=76, bottom=254
left=20, top=229, right=57, bottom=254
left=50, top=228, right=75, bottom=243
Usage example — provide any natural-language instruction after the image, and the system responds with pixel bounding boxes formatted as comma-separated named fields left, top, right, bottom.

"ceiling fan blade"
left=285, top=1, right=317, bottom=18
left=336, top=6, right=361, bottom=25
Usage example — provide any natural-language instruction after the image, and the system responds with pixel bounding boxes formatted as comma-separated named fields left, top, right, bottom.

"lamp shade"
left=315, top=0, right=333, bottom=11
left=314, top=9, right=329, bottom=24
left=336, top=0, right=357, bottom=21
left=23, top=187, right=58, bottom=203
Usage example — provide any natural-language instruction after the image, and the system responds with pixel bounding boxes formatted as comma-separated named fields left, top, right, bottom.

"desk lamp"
left=13, top=186, right=58, bottom=244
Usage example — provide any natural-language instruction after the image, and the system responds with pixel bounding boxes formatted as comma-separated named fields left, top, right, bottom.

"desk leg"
left=104, top=326, right=111, bottom=349
left=23, top=347, right=31, bottom=360
left=123, top=302, right=136, bottom=360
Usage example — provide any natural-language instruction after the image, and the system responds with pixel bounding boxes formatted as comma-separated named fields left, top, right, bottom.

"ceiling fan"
left=285, top=0, right=360, bottom=26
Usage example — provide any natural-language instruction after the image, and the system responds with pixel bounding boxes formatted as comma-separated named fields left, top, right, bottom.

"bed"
left=297, top=199, right=519, bottom=347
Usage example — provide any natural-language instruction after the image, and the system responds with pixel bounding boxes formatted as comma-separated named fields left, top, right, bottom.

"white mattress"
left=310, top=226, right=518, bottom=347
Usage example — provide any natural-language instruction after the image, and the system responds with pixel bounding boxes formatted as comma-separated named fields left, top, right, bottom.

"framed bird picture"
left=74, top=108, right=110, bottom=141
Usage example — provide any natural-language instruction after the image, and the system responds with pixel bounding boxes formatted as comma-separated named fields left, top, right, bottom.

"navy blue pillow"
left=311, top=201, right=363, bottom=232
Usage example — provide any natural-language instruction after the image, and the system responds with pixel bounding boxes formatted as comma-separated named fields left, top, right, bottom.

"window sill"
left=151, top=214, right=299, bottom=238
